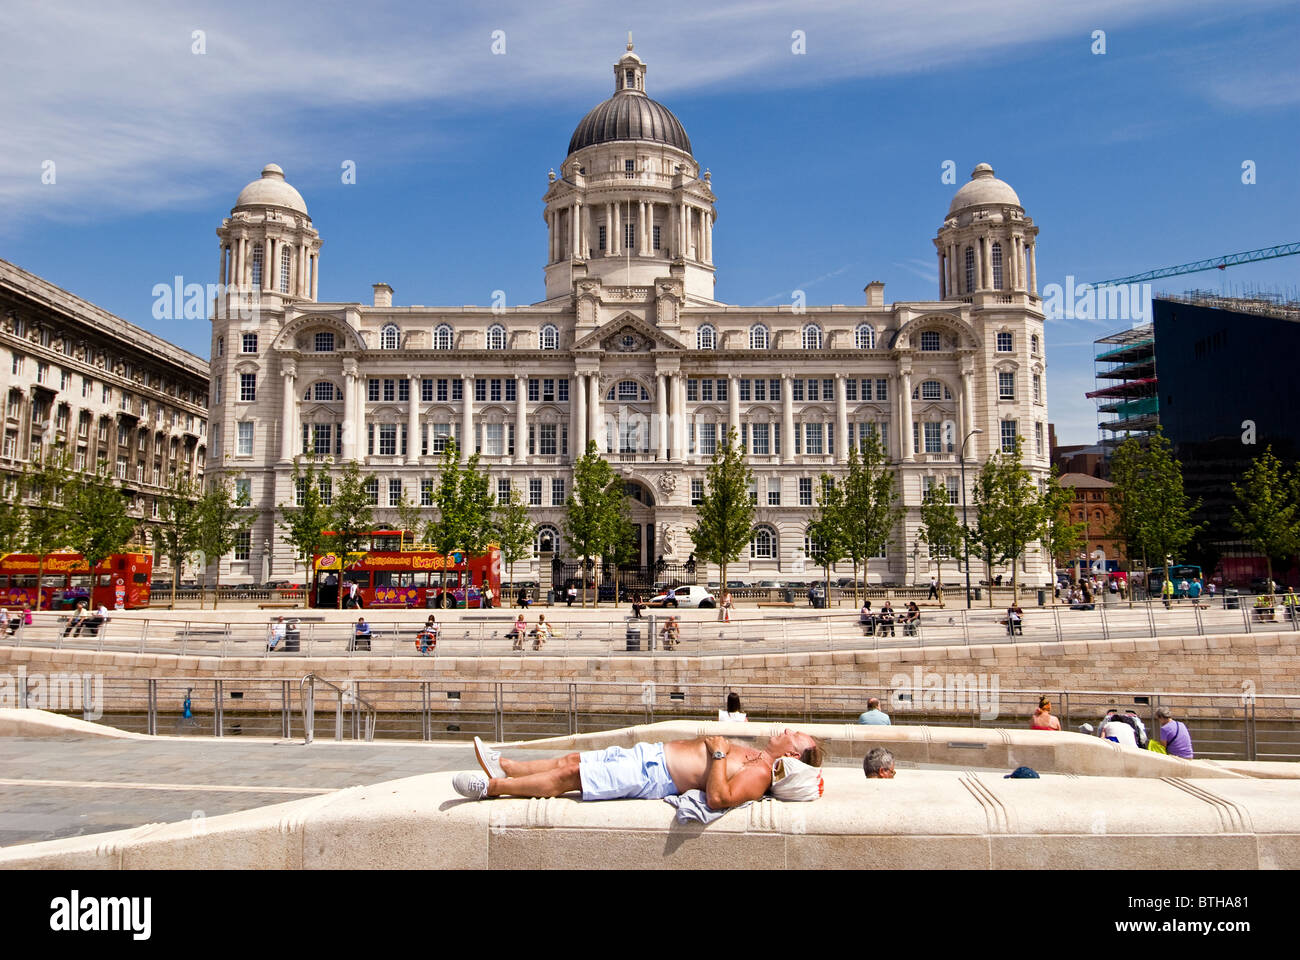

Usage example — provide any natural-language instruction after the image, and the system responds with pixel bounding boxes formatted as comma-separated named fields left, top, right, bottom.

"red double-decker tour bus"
left=0, top=553, right=153, bottom=610
left=309, top=531, right=501, bottom=609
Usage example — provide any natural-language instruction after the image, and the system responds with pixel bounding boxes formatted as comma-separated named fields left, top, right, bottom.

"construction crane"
left=1094, top=242, right=1300, bottom=287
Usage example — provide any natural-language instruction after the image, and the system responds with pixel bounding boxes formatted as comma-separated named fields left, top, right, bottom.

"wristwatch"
left=712, top=750, right=727, bottom=760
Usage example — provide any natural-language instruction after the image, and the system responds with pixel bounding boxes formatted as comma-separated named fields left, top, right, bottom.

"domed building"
left=207, top=45, right=1051, bottom=592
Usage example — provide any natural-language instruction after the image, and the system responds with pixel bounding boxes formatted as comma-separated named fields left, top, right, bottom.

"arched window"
left=917, top=380, right=944, bottom=401
left=432, top=324, right=453, bottom=350
left=919, top=331, right=941, bottom=351
left=250, top=243, right=264, bottom=287
left=279, top=246, right=291, bottom=293
left=535, top=524, right=559, bottom=554
left=801, top=324, right=823, bottom=350
left=964, top=247, right=975, bottom=293
left=608, top=380, right=649, bottom=402
left=854, top=324, right=876, bottom=349
left=749, top=324, right=769, bottom=350
left=486, top=324, right=506, bottom=350
left=381, top=324, right=402, bottom=350
left=991, top=242, right=1004, bottom=290
left=306, top=381, right=340, bottom=402
left=805, top=532, right=828, bottom=562
left=539, top=325, right=559, bottom=350
left=697, top=324, right=716, bottom=350
left=750, top=525, right=776, bottom=560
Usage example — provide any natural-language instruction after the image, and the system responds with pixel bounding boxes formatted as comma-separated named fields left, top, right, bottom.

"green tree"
left=992, top=436, right=1043, bottom=601
left=687, top=428, right=755, bottom=606
left=197, top=476, right=256, bottom=610
left=1109, top=428, right=1202, bottom=598
left=917, top=483, right=962, bottom=607
left=1231, top=446, right=1300, bottom=597
left=156, top=474, right=204, bottom=609
left=809, top=474, right=848, bottom=606
left=278, top=457, right=333, bottom=608
left=391, top=488, right=426, bottom=550
left=21, top=447, right=73, bottom=604
left=493, top=486, right=535, bottom=606
left=967, top=455, right=1004, bottom=607
left=564, top=441, right=620, bottom=607
left=0, top=491, right=25, bottom=554
left=64, top=466, right=139, bottom=576
left=1038, top=469, right=1086, bottom=588
left=840, top=438, right=904, bottom=602
left=425, top=441, right=495, bottom=604
left=328, top=461, right=378, bottom=608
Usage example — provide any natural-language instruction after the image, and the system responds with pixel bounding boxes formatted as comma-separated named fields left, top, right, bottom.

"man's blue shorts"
left=579, top=742, right=679, bottom=800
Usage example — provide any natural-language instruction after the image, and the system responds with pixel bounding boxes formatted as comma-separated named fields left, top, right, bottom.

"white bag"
left=768, top=756, right=824, bottom=801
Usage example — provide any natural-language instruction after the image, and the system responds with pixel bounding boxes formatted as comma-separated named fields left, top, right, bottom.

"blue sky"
left=3, top=0, right=1297, bottom=445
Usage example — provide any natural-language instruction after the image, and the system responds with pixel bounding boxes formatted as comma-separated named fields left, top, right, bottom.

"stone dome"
left=234, top=164, right=309, bottom=215
left=568, top=93, right=692, bottom=156
left=947, top=163, right=1021, bottom=215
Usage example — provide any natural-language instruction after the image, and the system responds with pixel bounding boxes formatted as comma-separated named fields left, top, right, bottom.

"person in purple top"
left=1155, top=706, right=1194, bottom=758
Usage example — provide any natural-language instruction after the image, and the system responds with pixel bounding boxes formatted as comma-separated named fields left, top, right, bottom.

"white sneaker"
left=473, top=736, right=505, bottom=779
left=453, top=771, right=490, bottom=800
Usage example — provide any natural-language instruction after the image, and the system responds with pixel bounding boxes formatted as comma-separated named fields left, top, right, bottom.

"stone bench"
left=756, top=601, right=795, bottom=608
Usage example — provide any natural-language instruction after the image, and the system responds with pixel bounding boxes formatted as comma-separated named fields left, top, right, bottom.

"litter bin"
left=782, top=588, right=794, bottom=604
left=1037, top=589, right=1046, bottom=607
left=625, top=623, right=642, bottom=651
left=974, top=587, right=982, bottom=601
left=1224, top=589, right=1239, bottom=610
left=283, top=621, right=300, bottom=653
left=546, top=589, right=555, bottom=605
left=812, top=595, right=826, bottom=609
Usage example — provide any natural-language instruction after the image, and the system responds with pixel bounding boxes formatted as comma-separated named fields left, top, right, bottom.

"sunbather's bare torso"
left=662, top=737, right=771, bottom=793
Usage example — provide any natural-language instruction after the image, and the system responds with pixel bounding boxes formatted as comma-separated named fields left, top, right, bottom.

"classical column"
left=612, top=202, right=621, bottom=256
left=937, top=250, right=946, bottom=299
left=587, top=374, right=601, bottom=454
left=705, top=211, right=713, bottom=263
left=217, top=244, right=226, bottom=286
left=264, top=239, right=274, bottom=292
left=1029, top=243, right=1037, bottom=295
left=656, top=374, right=668, bottom=461
left=407, top=376, right=420, bottom=465
left=961, top=368, right=975, bottom=451
left=972, top=240, right=982, bottom=294
left=279, top=362, right=297, bottom=461
left=781, top=375, right=794, bottom=462
left=639, top=201, right=647, bottom=255
left=311, top=253, right=319, bottom=300
left=899, top=370, right=914, bottom=461
left=574, top=373, right=587, bottom=459
left=515, top=376, right=527, bottom=465
left=581, top=205, right=592, bottom=259
left=728, top=377, right=740, bottom=445
left=461, top=376, right=473, bottom=463
left=342, top=367, right=358, bottom=460
left=835, top=375, right=849, bottom=463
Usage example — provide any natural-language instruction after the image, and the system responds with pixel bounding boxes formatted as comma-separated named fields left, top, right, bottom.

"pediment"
left=572, top=314, right=685, bottom=353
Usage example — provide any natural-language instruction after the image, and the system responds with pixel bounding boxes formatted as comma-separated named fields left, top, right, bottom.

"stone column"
left=574, top=373, right=587, bottom=459
left=264, top=239, right=274, bottom=292
left=781, top=375, right=794, bottom=462
left=342, top=367, right=358, bottom=460
left=612, top=202, right=621, bottom=256
left=588, top=374, right=601, bottom=454
left=937, top=250, right=946, bottom=299
left=279, top=362, right=297, bottom=461
left=705, top=211, right=713, bottom=263
left=972, top=240, right=982, bottom=294
left=728, top=376, right=740, bottom=446
left=515, top=376, right=527, bottom=465
left=656, top=374, right=668, bottom=460
left=1029, top=242, right=1037, bottom=295
left=835, top=375, right=849, bottom=463
left=217, top=244, right=226, bottom=287
left=407, top=376, right=420, bottom=465
left=581, top=204, right=592, bottom=259
left=311, top=253, right=319, bottom=300
left=961, top=368, right=975, bottom=453
left=899, top=370, right=914, bottom=461
left=461, top=376, right=473, bottom=463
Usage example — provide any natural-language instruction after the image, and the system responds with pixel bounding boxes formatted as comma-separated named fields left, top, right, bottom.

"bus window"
left=133, top=573, right=148, bottom=583
left=373, top=535, right=402, bottom=551
left=42, top=575, right=66, bottom=589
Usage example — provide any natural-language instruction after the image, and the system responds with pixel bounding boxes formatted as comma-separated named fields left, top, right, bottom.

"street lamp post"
left=959, top=428, right=984, bottom=609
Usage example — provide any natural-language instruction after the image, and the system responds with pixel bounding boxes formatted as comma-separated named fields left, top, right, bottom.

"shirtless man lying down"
left=454, top=731, right=823, bottom=809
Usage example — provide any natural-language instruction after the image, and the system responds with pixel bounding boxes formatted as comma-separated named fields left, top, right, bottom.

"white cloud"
left=0, top=0, right=1283, bottom=226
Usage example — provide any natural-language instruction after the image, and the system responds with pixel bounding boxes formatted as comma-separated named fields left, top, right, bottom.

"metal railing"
left=14, top=676, right=1299, bottom=763
left=5, top=596, right=1298, bottom=661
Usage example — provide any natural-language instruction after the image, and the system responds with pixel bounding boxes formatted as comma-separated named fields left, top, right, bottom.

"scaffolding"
left=1087, top=323, right=1157, bottom=448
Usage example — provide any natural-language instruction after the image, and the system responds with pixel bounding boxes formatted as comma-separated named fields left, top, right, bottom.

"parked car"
left=647, top=585, right=716, bottom=608
left=726, top=580, right=747, bottom=589
left=756, top=580, right=784, bottom=589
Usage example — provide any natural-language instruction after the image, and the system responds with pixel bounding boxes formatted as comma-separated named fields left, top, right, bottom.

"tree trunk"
left=36, top=555, right=46, bottom=613
left=936, top=559, right=944, bottom=607
left=718, top=561, right=726, bottom=620
left=171, top=555, right=179, bottom=611
left=987, top=555, right=995, bottom=607
left=303, top=560, right=311, bottom=608
left=212, top=564, right=221, bottom=610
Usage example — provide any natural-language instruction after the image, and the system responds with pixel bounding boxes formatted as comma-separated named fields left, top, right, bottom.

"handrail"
left=299, top=673, right=377, bottom=743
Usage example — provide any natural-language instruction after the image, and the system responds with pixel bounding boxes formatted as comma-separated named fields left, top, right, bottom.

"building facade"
left=0, top=258, right=209, bottom=575
left=207, top=44, right=1053, bottom=586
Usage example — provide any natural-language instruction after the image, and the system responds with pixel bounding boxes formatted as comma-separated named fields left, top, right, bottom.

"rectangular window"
left=804, top=423, right=823, bottom=455
left=624, top=222, right=636, bottom=249
left=823, top=378, right=834, bottom=400
left=845, top=379, right=857, bottom=401
left=505, top=379, right=517, bottom=403
left=699, top=422, right=717, bottom=456
left=768, top=477, right=781, bottom=506
left=998, top=371, right=1015, bottom=400
left=485, top=423, right=504, bottom=456
left=752, top=379, right=765, bottom=402
left=739, top=379, right=751, bottom=401
left=539, top=424, right=557, bottom=456
left=429, top=423, right=452, bottom=454
left=368, top=379, right=380, bottom=402
left=497, top=478, right=511, bottom=505
left=383, top=379, right=396, bottom=402
left=388, top=478, right=402, bottom=506
left=235, top=478, right=252, bottom=502
left=237, top=373, right=256, bottom=402
left=82, top=377, right=91, bottom=398
left=313, top=423, right=332, bottom=456
left=474, top=379, right=486, bottom=402
left=924, top=422, right=942, bottom=454
left=794, top=423, right=802, bottom=455
left=529, top=478, right=542, bottom=506
left=561, top=425, right=568, bottom=456
left=318, top=477, right=333, bottom=506
left=598, top=225, right=607, bottom=251
left=315, top=332, right=335, bottom=352
left=421, top=479, right=434, bottom=506
left=558, top=379, right=569, bottom=402
left=237, top=421, right=254, bottom=456
left=1035, top=421, right=1044, bottom=455
left=421, top=379, right=434, bottom=402
left=379, top=424, right=397, bottom=456
left=806, top=379, right=819, bottom=402
left=398, top=379, right=410, bottom=402
left=527, top=379, right=540, bottom=402
left=997, top=332, right=1014, bottom=352
left=234, top=532, right=251, bottom=561
left=1001, top=420, right=1018, bottom=453
left=551, top=477, right=565, bottom=506
left=750, top=422, right=770, bottom=456
left=436, top=379, right=449, bottom=402
left=716, top=379, right=728, bottom=402
left=876, top=378, right=888, bottom=402
left=364, top=478, right=379, bottom=505
left=452, top=380, right=463, bottom=401
left=686, top=379, right=699, bottom=402
left=792, top=380, right=804, bottom=401
left=542, top=379, right=556, bottom=402
left=748, top=478, right=758, bottom=505
left=490, top=379, right=502, bottom=402
left=798, top=478, right=813, bottom=506
left=241, top=333, right=258, bottom=353
left=653, top=225, right=661, bottom=250
left=690, top=479, right=703, bottom=506
left=1033, top=374, right=1042, bottom=403
left=699, top=379, right=712, bottom=402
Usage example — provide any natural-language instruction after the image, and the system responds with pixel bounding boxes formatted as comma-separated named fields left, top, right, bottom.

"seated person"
left=659, top=615, right=681, bottom=649
left=717, top=692, right=747, bottom=722
left=1005, top=603, right=1024, bottom=633
left=456, top=730, right=823, bottom=807
left=63, top=600, right=89, bottom=638
left=1099, top=711, right=1139, bottom=747
left=529, top=613, right=553, bottom=649
left=517, top=587, right=531, bottom=608
left=83, top=603, right=108, bottom=636
left=506, top=613, right=527, bottom=649
left=902, top=601, right=921, bottom=633
left=876, top=601, right=895, bottom=635
left=630, top=594, right=646, bottom=619
left=416, top=615, right=439, bottom=655
left=858, top=600, right=875, bottom=631
left=351, top=617, right=372, bottom=651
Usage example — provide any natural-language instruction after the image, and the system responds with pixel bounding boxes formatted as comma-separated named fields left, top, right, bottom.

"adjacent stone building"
left=0, top=258, right=209, bottom=576
left=207, top=44, right=1052, bottom=586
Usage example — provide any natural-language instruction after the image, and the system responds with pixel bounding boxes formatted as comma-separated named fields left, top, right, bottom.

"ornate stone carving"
left=660, top=522, right=677, bottom=557
left=657, top=472, right=676, bottom=496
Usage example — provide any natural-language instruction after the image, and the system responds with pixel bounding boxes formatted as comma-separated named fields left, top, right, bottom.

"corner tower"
left=543, top=41, right=717, bottom=302
left=934, top=163, right=1038, bottom=300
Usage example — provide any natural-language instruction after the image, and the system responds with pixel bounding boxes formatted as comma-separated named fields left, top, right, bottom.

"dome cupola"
left=234, top=163, right=309, bottom=216
left=566, top=39, right=692, bottom=156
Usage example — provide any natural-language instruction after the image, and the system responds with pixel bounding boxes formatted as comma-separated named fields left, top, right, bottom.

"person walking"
left=927, top=576, right=938, bottom=600
left=720, top=591, right=734, bottom=623
left=1161, top=577, right=1175, bottom=609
